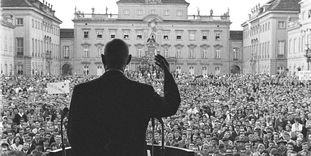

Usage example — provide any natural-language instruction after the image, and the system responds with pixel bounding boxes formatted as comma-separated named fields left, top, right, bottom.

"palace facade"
left=71, top=0, right=238, bottom=76
left=1, top=0, right=62, bottom=76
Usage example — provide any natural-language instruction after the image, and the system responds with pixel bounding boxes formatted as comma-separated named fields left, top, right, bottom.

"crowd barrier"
left=48, top=144, right=195, bottom=156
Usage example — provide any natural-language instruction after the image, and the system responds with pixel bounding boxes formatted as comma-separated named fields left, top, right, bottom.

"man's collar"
left=105, top=68, right=124, bottom=74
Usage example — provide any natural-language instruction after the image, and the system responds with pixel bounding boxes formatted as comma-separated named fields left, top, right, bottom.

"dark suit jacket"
left=13, top=113, right=28, bottom=125
left=67, top=70, right=180, bottom=156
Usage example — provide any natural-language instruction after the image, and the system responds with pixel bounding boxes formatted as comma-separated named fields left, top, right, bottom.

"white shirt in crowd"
left=291, top=122, right=303, bottom=132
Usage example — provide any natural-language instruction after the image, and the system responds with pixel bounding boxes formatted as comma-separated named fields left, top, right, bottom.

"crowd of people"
left=0, top=71, right=311, bottom=156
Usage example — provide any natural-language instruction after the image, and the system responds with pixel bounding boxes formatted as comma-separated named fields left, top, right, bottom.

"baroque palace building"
left=287, top=0, right=311, bottom=74
left=241, top=0, right=300, bottom=75
left=1, top=0, right=62, bottom=76
left=71, top=0, right=238, bottom=76
left=0, top=13, right=15, bottom=76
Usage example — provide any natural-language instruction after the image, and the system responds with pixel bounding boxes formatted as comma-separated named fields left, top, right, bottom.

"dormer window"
left=123, top=9, right=129, bottom=15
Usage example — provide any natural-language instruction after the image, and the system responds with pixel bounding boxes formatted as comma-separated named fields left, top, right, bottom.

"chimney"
left=51, top=5, right=53, bottom=9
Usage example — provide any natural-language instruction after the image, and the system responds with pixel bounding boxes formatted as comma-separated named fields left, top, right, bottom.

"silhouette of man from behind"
left=67, top=39, right=181, bottom=156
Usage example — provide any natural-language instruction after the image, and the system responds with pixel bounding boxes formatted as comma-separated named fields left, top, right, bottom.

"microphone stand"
left=158, top=118, right=165, bottom=156
left=60, top=115, right=66, bottom=156
left=151, top=118, right=155, bottom=156
left=60, top=108, right=68, bottom=156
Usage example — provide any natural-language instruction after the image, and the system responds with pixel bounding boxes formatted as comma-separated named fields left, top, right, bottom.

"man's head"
left=101, top=39, right=131, bottom=70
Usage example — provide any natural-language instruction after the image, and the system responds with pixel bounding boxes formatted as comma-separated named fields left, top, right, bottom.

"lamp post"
left=305, top=44, right=311, bottom=70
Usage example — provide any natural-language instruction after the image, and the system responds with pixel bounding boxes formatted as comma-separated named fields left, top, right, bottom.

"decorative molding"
left=94, top=43, right=104, bottom=46
left=81, top=42, right=91, bottom=46
left=200, top=44, right=210, bottom=48
left=161, top=44, right=171, bottom=47
left=187, top=44, right=197, bottom=48
left=174, top=44, right=184, bottom=48
left=213, top=44, right=223, bottom=47
left=134, top=43, right=145, bottom=47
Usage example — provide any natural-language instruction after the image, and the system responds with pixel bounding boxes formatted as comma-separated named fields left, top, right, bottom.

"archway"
left=62, top=63, right=72, bottom=76
left=231, top=65, right=240, bottom=74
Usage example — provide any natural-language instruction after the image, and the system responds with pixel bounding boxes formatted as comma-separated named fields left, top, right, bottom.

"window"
left=96, top=30, right=103, bottom=39
left=233, top=48, right=239, bottom=59
left=63, top=46, right=69, bottom=59
left=83, top=46, right=89, bottom=58
left=16, top=38, right=24, bottom=56
left=189, top=31, right=195, bottom=41
left=84, top=31, right=89, bottom=39
left=32, top=38, right=34, bottom=56
left=164, top=48, right=168, bottom=57
left=136, top=31, right=142, bottom=40
left=32, top=19, right=34, bottom=28
left=124, top=9, right=129, bottom=15
left=189, top=66, right=194, bottom=75
left=164, top=10, right=169, bottom=16
left=293, top=38, right=296, bottom=53
left=215, top=32, right=221, bottom=41
left=16, top=64, right=23, bottom=75
left=189, top=48, right=195, bottom=59
left=202, top=67, right=207, bottom=76
left=289, top=39, right=292, bottom=54
left=278, top=21, right=286, bottom=29
left=163, top=31, right=169, bottom=40
left=97, top=46, right=103, bottom=57
left=111, top=34, right=115, bottom=39
left=201, top=48, right=208, bottom=59
left=215, top=49, right=221, bottom=59
left=83, top=65, right=89, bottom=75
left=97, top=65, right=104, bottom=76
left=176, top=48, right=181, bottom=58
left=177, top=10, right=182, bottom=16
left=176, top=31, right=182, bottom=40
left=308, top=9, right=311, bottom=18
left=215, top=67, right=220, bottom=75
left=124, top=34, right=129, bottom=39
left=278, top=41, right=285, bottom=56
left=202, top=31, right=208, bottom=40
left=137, top=48, right=143, bottom=57
left=16, top=18, right=24, bottom=25
left=137, top=10, right=143, bottom=16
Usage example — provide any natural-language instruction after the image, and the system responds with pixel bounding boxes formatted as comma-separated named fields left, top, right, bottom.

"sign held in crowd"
left=46, top=81, right=70, bottom=94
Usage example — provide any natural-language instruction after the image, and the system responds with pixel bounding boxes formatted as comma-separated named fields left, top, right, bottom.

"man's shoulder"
left=127, top=79, right=153, bottom=91
left=73, top=78, right=100, bottom=90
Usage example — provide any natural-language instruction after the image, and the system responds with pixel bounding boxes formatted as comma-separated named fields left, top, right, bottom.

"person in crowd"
left=1, top=59, right=311, bottom=155
left=10, top=136, right=23, bottom=151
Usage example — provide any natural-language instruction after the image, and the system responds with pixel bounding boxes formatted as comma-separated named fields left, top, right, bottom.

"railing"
left=74, top=13, right=119, bottom=20
left=187, top=15, right=230, bottom=21
left=74, top=13, right=229, bottom=22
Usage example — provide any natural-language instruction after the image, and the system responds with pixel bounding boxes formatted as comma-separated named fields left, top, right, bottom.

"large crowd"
left=0, top=71, right=311, bottom=156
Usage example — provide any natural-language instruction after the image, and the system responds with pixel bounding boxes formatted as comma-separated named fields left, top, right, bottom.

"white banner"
left=47, top=81, right=70, bottom=94
left=298, top=71, right=311, bottom=81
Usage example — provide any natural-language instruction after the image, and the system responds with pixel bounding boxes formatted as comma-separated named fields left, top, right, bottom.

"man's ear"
left=126, top=55, right=132, bottom=65
left=101, top=54, right=105, bottom=65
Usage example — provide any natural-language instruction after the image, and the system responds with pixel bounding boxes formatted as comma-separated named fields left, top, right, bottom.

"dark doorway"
left=231, top=65, right=240, bottom=74
left=62, top=63, right=72, bottom=76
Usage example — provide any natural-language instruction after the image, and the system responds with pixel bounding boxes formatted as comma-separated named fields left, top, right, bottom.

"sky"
left=53, top=0, right=270, bottom=30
